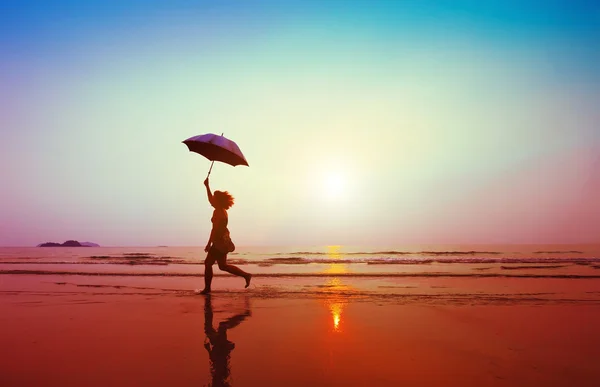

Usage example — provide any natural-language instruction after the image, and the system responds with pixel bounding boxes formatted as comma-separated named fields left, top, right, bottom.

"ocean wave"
left=265, top=257, right=600, bottom=265
left=500, top=265, right=567, bottom=270
left=89, top=254, right=184, bottom=265
left=286, top=250, right=504, bottom=256
left=534, top=251, right=584, bottom=254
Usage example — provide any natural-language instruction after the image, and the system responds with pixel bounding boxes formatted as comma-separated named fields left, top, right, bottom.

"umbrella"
left=183, top=133, right=249, bottom=177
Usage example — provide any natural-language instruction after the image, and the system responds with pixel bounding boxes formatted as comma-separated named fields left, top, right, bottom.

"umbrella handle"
left=207, top=160, right=215, bottom=178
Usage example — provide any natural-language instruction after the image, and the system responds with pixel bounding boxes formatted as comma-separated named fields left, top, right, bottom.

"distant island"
left=37, top=240, right=100, bottom=247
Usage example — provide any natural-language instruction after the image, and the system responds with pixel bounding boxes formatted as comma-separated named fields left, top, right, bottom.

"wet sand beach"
left=1, top=272, right=599, bottom=387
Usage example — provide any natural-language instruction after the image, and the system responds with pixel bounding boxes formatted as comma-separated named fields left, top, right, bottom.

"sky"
left=1, top=0, right=599, bottom=247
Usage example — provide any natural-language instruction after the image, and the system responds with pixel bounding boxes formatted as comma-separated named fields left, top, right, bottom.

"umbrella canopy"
left=183, top=133, right=249, bottom=167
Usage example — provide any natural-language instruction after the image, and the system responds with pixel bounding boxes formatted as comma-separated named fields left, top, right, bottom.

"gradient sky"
left=1, top=0, right=599, bottom=246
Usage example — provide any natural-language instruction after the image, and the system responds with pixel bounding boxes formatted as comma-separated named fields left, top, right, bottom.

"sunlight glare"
left=323, top=173, right=346, bottom=199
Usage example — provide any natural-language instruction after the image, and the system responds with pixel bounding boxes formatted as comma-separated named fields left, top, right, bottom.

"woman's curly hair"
left=212, top=190, right=235, bottom=210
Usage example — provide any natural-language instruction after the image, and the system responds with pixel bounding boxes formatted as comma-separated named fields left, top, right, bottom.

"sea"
left=1, top=244, right=599, bottom=277
left=2, top=245, right=599, bottom=305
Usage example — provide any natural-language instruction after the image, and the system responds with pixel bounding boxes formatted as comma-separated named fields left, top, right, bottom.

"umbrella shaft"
left=208, top=132, right=220, bottom=176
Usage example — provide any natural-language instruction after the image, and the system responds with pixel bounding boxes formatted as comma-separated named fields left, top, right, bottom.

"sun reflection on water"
left=324, top=246, right=349, bottom=333
left=329, top=302, right=343, bottom=331
left=324, top=245, right=348, bottom=275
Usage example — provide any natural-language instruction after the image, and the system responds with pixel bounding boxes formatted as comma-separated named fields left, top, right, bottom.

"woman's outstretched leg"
left=217, top=261, right=252, bottom=288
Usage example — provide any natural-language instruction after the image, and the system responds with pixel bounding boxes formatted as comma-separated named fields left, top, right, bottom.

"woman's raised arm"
left=204, top=178, right=214, bottom=207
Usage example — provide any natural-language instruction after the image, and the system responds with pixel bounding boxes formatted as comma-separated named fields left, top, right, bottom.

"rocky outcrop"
left=37, top=240, right=99, bottom=247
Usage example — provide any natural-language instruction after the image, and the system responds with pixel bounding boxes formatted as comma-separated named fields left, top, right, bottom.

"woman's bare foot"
left=199, top=288, right=211, bottom=294
left=244, top=274, right=252, bottom=288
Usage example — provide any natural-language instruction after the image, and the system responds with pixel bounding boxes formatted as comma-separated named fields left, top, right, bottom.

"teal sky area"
left=1, top=1, right=599, bottom=246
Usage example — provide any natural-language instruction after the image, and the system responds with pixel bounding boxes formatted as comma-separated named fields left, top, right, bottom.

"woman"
left=199, top=177, right=251, bottom=294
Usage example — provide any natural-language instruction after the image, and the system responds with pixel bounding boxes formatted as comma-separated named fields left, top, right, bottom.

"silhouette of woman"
left=200, top=177, right=251, bottom=294
left=203, top=295, right=251, bottom=386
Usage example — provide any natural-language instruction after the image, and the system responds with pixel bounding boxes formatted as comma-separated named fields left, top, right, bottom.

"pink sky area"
left=420, top=146, right=600, bottom=244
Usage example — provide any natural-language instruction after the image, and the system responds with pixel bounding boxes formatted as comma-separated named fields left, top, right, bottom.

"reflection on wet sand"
left=324, top=246, right=351, bottom=333
left=324, top=278, right=350, bottom=333
left=203, top=295, right=251, bottom=387
left=329, top=300, right=343, bottom=331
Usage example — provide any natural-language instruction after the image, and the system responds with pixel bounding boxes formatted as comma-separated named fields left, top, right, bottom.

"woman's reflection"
left=203, top=295, right=251, bottom=387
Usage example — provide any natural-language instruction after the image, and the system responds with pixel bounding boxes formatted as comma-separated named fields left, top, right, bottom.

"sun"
left=323, top=173, right=347, bottom=199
